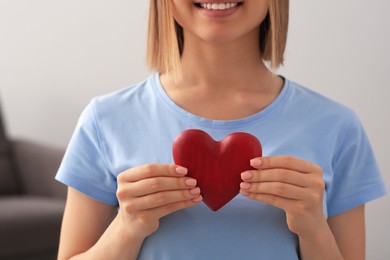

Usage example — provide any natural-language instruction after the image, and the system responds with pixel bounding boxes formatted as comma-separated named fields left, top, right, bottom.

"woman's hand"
left=240, top=156, right=326, bottom=239
left=116, top=164, right=202, bottom=239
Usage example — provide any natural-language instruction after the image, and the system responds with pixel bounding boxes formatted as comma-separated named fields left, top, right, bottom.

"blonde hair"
left=147, top=0, right=289, bottom=81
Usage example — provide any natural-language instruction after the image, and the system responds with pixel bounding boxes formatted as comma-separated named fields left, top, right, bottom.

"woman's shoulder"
left=75, top=74, right=160, bottom=128
left=284, top=78, right=358, bottom=122
left=93, top=74, right=158, bottom=108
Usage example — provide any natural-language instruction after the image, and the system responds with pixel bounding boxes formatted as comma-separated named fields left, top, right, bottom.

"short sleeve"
left=326, top=113, right=386, bottom=217
left=55, top=100, right=118, bottom=205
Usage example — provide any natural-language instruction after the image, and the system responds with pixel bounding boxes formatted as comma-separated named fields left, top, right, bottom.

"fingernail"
left=241, top=171, right=253, bottom=180
left=240, top=182, right=252, bottom=190
left=189, top=187, right=200, bottom=195
left=185, top=178, right=197, bottom=187
left=175, top=166, right=188, bottom=175
left=250, top=158, right=262, bottom=168
left=192, top=195, right=203, bottom=202
left=240, top=190, right=250, bottom=196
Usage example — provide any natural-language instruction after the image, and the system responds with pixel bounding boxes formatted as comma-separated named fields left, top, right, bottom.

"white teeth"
left=200, top=2, right=238, bottom=10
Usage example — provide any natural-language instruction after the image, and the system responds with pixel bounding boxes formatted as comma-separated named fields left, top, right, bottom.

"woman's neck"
left=159, top=35, right=284, bottom=120
left=175, top=32, right=273, bottom=92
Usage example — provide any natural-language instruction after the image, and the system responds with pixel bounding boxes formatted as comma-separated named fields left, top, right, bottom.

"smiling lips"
left=194, top=1, right=243, bottom=17
left=199, top=3, right=239, bottom=10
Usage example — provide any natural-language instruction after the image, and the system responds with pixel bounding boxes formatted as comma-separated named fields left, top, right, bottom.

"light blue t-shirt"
left=56, top=74, right=386, bottom=259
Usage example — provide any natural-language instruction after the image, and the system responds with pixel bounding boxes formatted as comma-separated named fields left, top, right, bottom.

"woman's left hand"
left=240, top=156, right=327, bottom=239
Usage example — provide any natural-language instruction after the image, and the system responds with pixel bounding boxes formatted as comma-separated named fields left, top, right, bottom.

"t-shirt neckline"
left=152, top=73, right=291, bottom=129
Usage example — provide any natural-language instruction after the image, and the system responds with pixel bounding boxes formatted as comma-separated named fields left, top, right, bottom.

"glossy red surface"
left=173, top=129, right=262, bottom=211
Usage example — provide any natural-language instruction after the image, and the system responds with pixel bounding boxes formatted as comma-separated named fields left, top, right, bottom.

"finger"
left=127, top=177, right=198, bottom=197
left=240, top=181, right=309, bottom=200
left=148, top=195, right=203, bottom=220
left=240, top=191, right=293, bottom=211
left=250, top=156, right=322, bottom=174
left=126, top=188, right=202, bottom=211
left=118, top=164, right=188, bottom=183
left=241, top=169, right=313, bottom=188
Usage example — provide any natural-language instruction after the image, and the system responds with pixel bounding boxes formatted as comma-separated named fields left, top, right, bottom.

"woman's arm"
left=328, top=205, right=365, bottom=259
left=299, top=205, right=364, bottom=260
left=58, top=164, right=202, bottom=260
left=240, top=156, right=365, bottom=260
left=58, top=187, right=144, bottom=260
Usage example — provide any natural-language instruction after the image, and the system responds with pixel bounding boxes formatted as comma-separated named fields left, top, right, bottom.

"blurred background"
left=0, top=0, right=389, bottom=259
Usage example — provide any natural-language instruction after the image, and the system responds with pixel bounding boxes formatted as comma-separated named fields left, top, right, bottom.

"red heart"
left=172, top=129, right=262, bottom=211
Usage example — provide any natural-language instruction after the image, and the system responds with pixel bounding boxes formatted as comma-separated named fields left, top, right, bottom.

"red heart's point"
left=172, top=129, right=262, bottom=211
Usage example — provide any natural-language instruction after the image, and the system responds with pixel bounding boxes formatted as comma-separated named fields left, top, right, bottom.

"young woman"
left=56, top=1, right=386, bottom=259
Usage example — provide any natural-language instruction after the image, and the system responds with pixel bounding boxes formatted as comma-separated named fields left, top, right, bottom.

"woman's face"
left=171, top=0, right=270, bottom=46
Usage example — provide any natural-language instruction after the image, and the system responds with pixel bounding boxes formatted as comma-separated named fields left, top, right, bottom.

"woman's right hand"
left=116, top=164, right=202, bottom=239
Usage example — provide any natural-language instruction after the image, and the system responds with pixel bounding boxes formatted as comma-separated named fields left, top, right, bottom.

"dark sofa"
left=0, top=104, right=66, bottom=260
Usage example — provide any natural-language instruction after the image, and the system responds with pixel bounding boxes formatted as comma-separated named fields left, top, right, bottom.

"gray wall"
left=0, top=1, right=388, bottom=259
